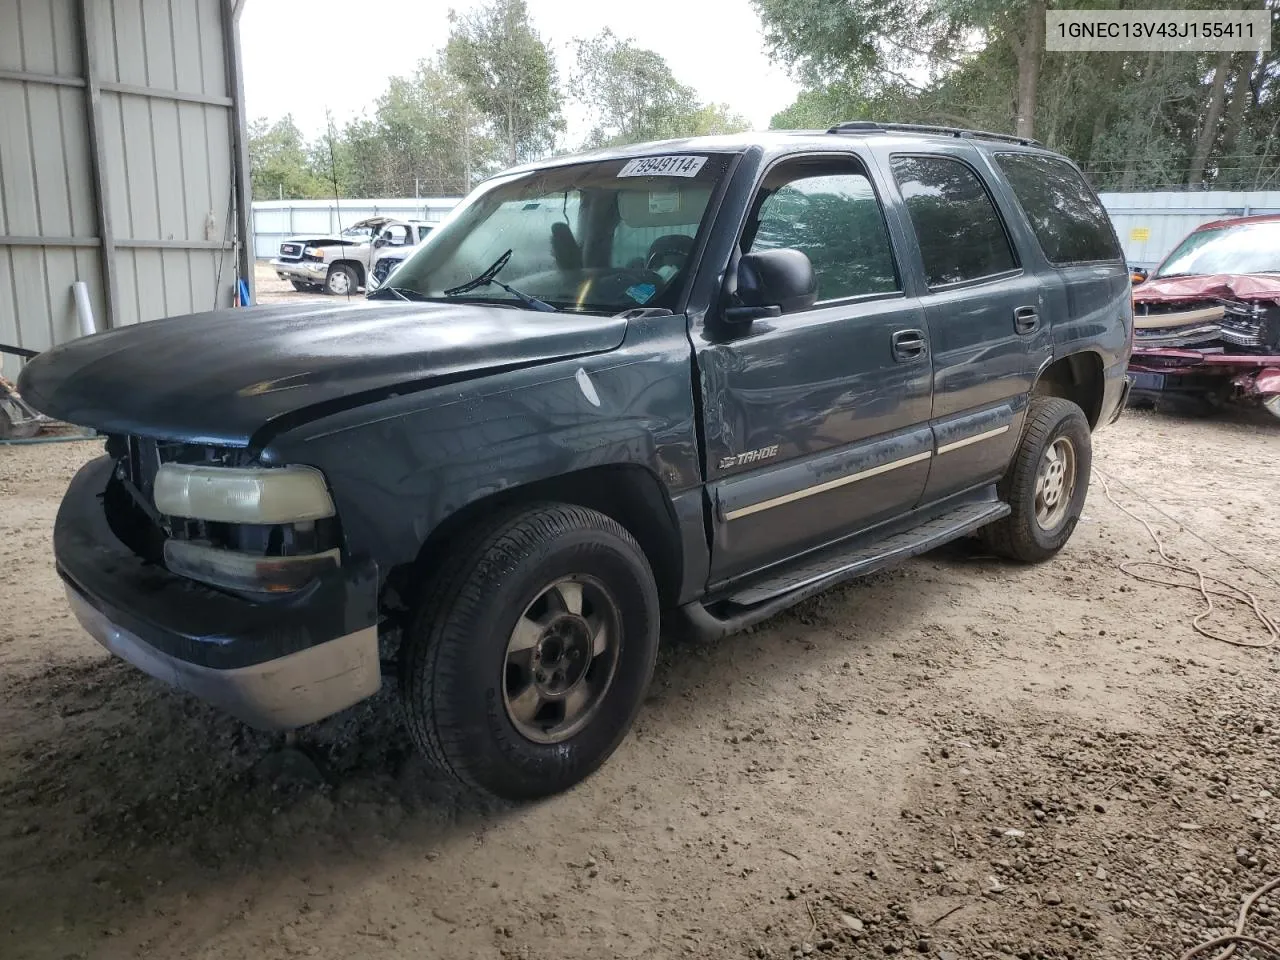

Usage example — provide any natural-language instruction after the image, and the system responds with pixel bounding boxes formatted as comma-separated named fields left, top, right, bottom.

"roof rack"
left=826, top=120, right=1041, bottom=148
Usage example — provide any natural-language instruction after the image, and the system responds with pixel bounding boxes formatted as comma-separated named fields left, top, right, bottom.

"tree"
left=752, top=0, right=956, bottom=94
left=762, top=0, right=1280, bottom=191
left=247, top=115, right=329, bottom=200
left=571, top=29, right=749, bottom=148
left=445, top=0, right=563, bottom=167
left=351, top=59, right=497, bottom=197
left=770, top=85, right=867, bottom=130
left=754, top=0, right=1048, bottom=138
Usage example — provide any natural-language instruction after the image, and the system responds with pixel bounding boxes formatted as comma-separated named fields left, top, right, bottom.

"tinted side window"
left=748, top=164, right=899, bottom=301
left=890, top=156, right=1017, bottom=287
left=995, top=153, right=1121, bottom=264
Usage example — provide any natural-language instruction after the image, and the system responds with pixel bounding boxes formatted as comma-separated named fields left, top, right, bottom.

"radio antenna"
left=325, top=115, right=351, bottom=302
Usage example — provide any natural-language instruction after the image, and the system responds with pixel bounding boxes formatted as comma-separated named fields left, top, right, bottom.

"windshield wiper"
left=444, top=249, right=558, bottom=313
left=368, top=285, right=429, bottom=302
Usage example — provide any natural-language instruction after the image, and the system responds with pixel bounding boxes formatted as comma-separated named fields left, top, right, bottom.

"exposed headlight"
left=153, top=464, right=335, bottom=524
left=164, top=540, right=339, bottom=595
left=303, top=246, right=323, bottom=257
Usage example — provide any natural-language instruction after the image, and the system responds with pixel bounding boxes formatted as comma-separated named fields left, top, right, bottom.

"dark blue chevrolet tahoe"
left=20, top=123, right=1133, bottom=800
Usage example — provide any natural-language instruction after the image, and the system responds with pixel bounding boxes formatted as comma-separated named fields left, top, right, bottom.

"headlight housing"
left=153, top=464, right=335, bottom=525
left=303, top=246, right=323, bottom=258
left=163, top=541, right=340, bottom=595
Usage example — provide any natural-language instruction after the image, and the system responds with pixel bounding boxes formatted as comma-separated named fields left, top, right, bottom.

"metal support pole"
left=77, top=0, right=120, bottom=331
left=221, top=0, right=255, bottom=304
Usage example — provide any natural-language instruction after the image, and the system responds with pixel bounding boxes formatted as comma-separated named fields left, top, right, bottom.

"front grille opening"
left=103, top=472, right=166, bottom=564
left=167, top=516, right=341, bottom=556
left=101, top=434, right=343, bottom=564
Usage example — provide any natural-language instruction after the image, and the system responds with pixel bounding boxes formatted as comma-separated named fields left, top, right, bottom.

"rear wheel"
left=323, top=264, right=357, bottom=296
left=982, top=396, right=1091, bottom=563
left=399, top=504, right=660, bottom=800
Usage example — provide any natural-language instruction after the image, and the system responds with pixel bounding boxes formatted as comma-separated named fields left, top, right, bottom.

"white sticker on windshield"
left=648, top=191, right=679, bottom=214
left=618, top=155, right=708, bottom=178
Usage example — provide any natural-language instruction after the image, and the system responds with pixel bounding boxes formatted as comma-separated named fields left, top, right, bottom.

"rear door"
left=880, top=148, right=1051, bottom=504
left=697, top=152, right=933, bottom=585
left=987, top=152, right=1130, bottom=385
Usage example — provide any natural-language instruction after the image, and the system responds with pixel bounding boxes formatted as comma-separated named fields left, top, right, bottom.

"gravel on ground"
left=3, top=407, right=1280, bottom=960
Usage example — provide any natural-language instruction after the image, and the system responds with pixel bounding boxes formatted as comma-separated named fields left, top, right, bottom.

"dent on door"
left=698, top=301, right=933, bottom=584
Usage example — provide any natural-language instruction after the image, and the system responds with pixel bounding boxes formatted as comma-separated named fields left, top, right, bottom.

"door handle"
left=891, top=328, right=927, bottom=362
left=1014, top=305, right=1039, bottom=334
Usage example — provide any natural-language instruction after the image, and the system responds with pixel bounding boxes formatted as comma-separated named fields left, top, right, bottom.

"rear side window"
left=995, top=153, right=1121, bottom=264
left=890, top=155, right=1017, bottom=287
left=748, top=160, right=899, bottom=302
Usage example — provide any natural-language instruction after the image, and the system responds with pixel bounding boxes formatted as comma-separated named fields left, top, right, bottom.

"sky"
left=239, top=0, right=801, bottom=144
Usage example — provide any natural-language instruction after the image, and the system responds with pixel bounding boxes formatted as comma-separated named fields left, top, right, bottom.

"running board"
left=680, top=498, right=1009, bottom=641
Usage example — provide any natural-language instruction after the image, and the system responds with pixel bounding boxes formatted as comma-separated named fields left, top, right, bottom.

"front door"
left=696, top=152, right=933, bottom=585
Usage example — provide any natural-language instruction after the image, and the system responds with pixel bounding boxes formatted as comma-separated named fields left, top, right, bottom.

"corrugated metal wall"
left=250, top=191, right=1280, bottom=271
left=0, top=0, right=251, bottom=380
left=0, top=0, right=99, bottom=378
left=1100, top=191, right=1280, bottom=268
left=252, top=198, right=461, bottom=259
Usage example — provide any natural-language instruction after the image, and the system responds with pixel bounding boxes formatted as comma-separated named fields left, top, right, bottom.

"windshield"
left=1156, top=220, right=1280, bottom=278
left=382, top=154, right=731, bottom=313
left=341, top=222, right=377, bottom=239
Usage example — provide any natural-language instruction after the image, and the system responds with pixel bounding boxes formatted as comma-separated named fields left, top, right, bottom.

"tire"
left=289, top=280, right=317, bottom=292
left=981, top=396, right=1091, bottom=563
left=400, top=504, right=660, bottom=801
left=323, top=264, right=357, bottom=296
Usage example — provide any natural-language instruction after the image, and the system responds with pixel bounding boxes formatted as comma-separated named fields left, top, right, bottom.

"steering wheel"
left=645, top=234, right=694, bottom=273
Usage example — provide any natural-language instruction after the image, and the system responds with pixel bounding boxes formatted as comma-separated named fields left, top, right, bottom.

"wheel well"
left=1033, top=352, right=1104, bottom=428
left=384, top=464, right=684, bottom=619
left=330, top=259, right=365, bottom=284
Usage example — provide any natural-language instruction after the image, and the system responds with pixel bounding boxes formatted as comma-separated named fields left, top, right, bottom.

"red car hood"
left=1133, top=273, right=1280, bottom=305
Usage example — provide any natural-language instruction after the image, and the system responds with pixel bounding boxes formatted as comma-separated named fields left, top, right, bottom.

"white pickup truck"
left=269, top=217, right=435, bottom=295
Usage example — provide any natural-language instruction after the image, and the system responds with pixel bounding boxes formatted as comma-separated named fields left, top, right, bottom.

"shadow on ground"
left=0, top=563, right=945, bottom=956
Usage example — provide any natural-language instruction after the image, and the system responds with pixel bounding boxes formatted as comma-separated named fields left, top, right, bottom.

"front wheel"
left=323, top=264, right=357, bottom=295
left=982, top=396, right=1092, bottom=563
left=399, top=504, right=660, bottom=800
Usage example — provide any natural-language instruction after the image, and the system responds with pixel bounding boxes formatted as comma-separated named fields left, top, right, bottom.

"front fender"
left=263, top=316, right=701, bottom=579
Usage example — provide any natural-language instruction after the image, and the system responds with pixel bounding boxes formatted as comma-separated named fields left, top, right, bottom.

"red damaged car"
left=1129, top=213, right=1280, bottom=420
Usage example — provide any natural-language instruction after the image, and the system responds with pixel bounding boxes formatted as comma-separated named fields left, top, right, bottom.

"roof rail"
left=826, top=120, right=1041, bottom=148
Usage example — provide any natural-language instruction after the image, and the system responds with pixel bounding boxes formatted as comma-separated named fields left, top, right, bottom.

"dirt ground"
left=253, top=260, right=335, bottom=305
left=4, top=409, right=1280, bottom=960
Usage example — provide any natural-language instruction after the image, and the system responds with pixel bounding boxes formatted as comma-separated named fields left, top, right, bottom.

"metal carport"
left=0, top=0, right=252, bottom=379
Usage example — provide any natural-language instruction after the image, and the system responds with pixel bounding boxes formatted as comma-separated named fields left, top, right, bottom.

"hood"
left=1133, top=273, right=1280, bottom=306
left=280, top=234, right=353, bottom=247
left=18, top=301, right=627, bottom=448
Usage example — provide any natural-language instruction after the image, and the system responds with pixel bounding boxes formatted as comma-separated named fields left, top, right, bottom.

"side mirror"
left=724, top=248, right=818, bottom=325
left=373, top=235, right=388, bottom=248
left=1130, top=266, right=1148, bottom=285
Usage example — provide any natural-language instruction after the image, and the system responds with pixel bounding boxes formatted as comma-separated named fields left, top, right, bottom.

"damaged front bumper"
left=1128, top=348, right=1280, bottom=415
left=269, top=258, right=329, bottom=285
left=56, top=457, right=381, bottom=729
